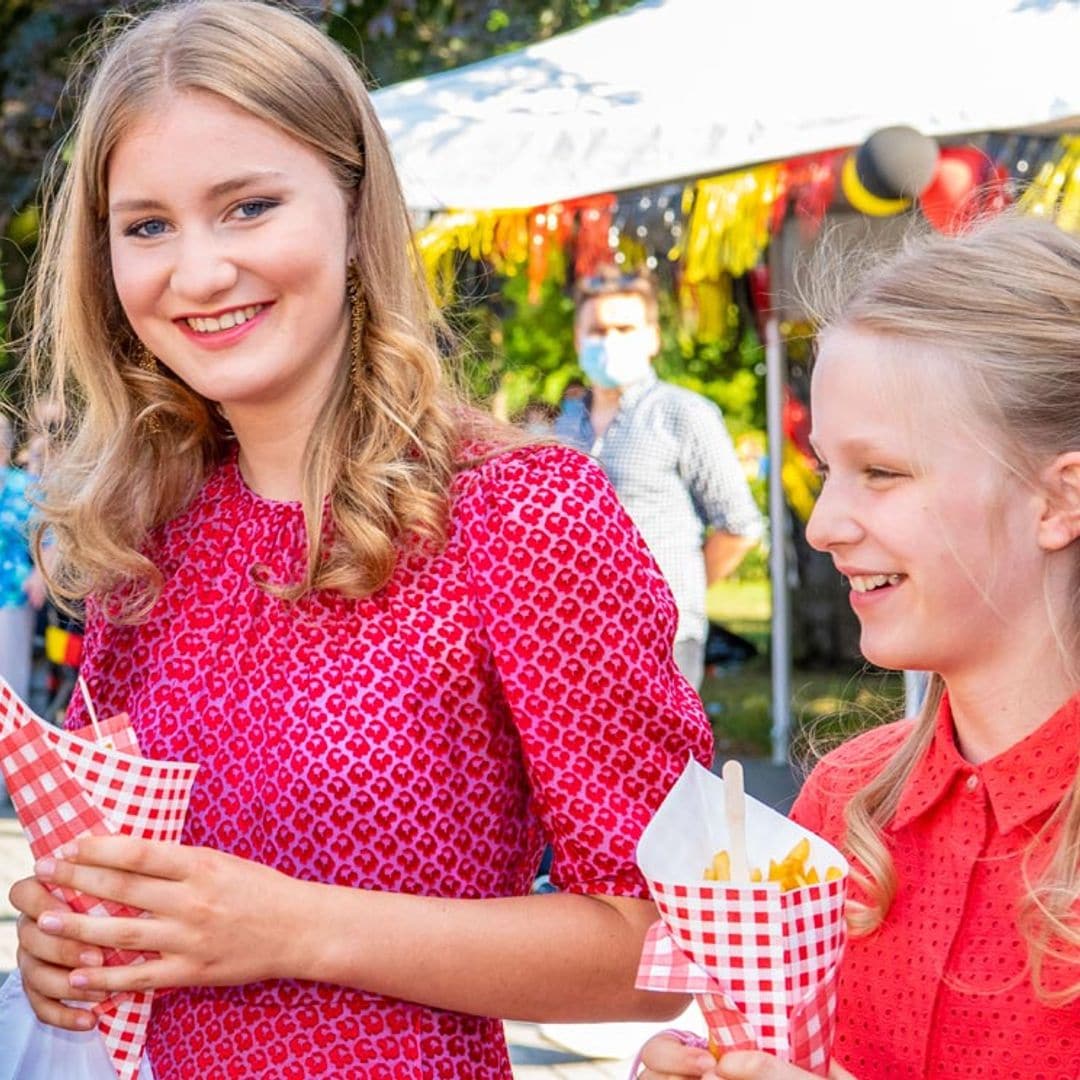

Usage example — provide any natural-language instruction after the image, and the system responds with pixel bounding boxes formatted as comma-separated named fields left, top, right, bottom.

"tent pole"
left=765, top=240, right=792, bottom=766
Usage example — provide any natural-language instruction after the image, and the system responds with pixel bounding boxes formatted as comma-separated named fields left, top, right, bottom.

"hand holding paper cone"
left=635, top=759, right=849, bottom=1077
left=0, top=678, right=198, bottom=1080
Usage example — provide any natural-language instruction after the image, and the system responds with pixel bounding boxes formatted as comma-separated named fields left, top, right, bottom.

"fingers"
left=638, top=1034, right=719, bottom=1078
left=716, top=1051, right=817, bottom=1079
left=34, top=855, right=174, bottom=915
left=35, top=909, right=167, bottom=955
left=9, top=875, right=69, bottom=920
left=58, top=835, right=191, bottom=881
left=17, top=945, right=108, bottom=1006
left=17, top=912, right=104, bottom=971
left=67, top=956, right=174, bottom=996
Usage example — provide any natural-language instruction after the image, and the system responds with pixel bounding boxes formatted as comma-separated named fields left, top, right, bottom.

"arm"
left=703, top=529, right=756, bottom=584
left=676, top=396, right=763, bottom=572
left=18, top=844, right=682, bottom=1022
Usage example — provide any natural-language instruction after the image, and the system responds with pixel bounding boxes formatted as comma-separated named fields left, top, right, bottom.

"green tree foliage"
left=326, top=1, right=638, bottom=86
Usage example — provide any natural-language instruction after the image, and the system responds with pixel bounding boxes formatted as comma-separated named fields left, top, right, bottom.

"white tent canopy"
left=373, top=0, right=1080, bottom=212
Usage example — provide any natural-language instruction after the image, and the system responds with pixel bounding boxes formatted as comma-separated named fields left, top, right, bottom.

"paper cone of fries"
left=635, top=759, right=848, bottom=1077
left=0, top=678, right=198, bottom=1080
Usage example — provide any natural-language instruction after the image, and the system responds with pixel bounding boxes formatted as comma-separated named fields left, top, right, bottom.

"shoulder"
left=651, top=379, right=717, bottom=412
left=793, top=717, right=916, bottom=829
left=453, top=442, right=609, bottom=508
left=648, top=381, right=727, bottom=429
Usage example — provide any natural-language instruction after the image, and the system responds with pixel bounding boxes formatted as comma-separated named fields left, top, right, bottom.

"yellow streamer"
left=1018, top=136, right=1080, bottom=234
left=415, top=208, right=533, bottom=303
left=681, top=164, right=783, bottom=281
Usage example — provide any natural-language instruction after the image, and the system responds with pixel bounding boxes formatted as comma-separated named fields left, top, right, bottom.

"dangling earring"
left=138, top=343, right=157, bottom=374
left=136, top=344, right=162, bottom=434
left=346, top=261, right=367, bottom=410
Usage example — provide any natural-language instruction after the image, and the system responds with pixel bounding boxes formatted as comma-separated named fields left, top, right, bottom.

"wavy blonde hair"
left=23, top=0, right=502, bottom=618
left=819, top=213, right=1080, bottom=1004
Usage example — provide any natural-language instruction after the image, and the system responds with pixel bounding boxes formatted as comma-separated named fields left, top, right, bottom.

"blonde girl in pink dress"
left=8, top=3, right=711, bottom=1076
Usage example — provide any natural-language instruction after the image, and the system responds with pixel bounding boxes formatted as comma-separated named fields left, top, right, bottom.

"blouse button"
left=965, top=773, right=979, bottom=791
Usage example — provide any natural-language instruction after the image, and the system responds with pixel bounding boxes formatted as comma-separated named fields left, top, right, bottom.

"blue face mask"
left=578, top=333, right=653, bottom=389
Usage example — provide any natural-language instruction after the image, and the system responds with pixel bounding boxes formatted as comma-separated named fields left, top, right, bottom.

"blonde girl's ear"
left=1036, top=451, right=1080, bottom=552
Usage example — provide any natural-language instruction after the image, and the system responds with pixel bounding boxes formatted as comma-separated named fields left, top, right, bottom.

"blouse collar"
left=890, top=690, right=1079, bottom=836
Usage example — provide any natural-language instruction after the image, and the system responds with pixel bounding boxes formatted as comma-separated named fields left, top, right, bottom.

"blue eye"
left=233, top=199, right=277, bottom=220
left=126, top=218, right=168, bottom=238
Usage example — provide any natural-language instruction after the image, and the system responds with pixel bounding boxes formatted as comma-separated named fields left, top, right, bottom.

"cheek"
left=108, top=246, right=153, bottom=323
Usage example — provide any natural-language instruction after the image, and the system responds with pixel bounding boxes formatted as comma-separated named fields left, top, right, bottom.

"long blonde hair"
left=23, top=0, right=494, bottom=617
left=823, top=213, right=1080, bottom=1004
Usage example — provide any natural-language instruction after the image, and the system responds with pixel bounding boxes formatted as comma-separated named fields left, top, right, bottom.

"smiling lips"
left=848, top=572, right=904, bottom=593
left=181, top=303, right=267, bottom=334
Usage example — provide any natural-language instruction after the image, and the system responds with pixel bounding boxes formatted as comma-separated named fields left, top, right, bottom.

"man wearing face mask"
left=555, top=266, right=762, bottom=690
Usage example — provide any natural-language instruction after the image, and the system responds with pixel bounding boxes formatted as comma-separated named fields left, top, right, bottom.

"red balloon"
left=919, top=147, right=987, bottom=234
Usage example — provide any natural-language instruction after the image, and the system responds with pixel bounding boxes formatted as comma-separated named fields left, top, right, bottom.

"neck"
left=591, top=385, right=624, bottom=410
left=943, top=631, right=1077, bottom=764
left=227, top=385, right=330, bottom=503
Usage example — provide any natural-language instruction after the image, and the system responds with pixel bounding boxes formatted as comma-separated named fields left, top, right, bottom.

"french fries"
left=703, top=836, right=843, bottom=891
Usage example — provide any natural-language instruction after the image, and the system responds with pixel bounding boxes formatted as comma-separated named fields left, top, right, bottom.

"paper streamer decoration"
left=0, top=678, right=198, bottom=1080
left=635, top=759, right=848, bottom=1076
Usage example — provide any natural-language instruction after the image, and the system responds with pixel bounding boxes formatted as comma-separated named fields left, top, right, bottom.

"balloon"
left=841, top=126, right=939, bottom=216
left=919, top=147, right=987, bottom=234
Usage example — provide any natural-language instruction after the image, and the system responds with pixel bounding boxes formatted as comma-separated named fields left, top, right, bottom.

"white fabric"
left=0, top=605, right=33, bottom=702
left=0, top=972, right=155, bottom=1080
left=373, top=0, right=1080, bottom=211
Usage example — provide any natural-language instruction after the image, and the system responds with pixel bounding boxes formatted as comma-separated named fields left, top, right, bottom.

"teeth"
left=849, top=573, right=902, bottom=593
left=185, top=304, right=263, bottom=333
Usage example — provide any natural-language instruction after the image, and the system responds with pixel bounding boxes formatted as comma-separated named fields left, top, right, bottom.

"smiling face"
left=805, top=325, right=1050, bottom=681
left=107, top=90, right=352, bottom=418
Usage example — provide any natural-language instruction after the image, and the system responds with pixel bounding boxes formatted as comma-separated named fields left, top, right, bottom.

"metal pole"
left=765, top=241, right=792, bottom=766
left=903, top=670, right=927, bottom=714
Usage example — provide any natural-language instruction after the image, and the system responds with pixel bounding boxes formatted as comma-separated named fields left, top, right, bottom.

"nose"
left=805, top=478, right=864, bottom=553
left=169, top=232, right=238, bottom=304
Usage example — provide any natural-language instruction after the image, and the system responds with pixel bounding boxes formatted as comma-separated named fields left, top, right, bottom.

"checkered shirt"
left=555, top=373, right=763, bottom=643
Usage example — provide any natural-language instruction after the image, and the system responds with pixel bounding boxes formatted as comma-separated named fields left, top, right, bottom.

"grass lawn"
left=703, top=580, right=905, bottom=761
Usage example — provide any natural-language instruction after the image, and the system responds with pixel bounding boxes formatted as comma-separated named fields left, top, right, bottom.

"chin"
left=859, top=638, right=926, bottom=675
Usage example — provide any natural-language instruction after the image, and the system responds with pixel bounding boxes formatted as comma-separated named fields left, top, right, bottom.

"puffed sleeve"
left=459, top=444, right=713, bottom=897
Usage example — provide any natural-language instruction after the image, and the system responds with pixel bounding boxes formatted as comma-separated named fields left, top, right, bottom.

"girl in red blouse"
left=7, top=2, right=711, bottom=1076
left=641, top=214, right=1080, bottom=1080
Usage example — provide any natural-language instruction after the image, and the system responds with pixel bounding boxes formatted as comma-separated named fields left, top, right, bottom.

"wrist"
left=271, top=874, right=324, bottom=982
left=283, top=879, right=367, bottom=987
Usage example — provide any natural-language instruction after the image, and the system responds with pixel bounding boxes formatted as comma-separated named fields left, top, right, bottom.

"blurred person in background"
left=556, top=267, right=763, bottom=690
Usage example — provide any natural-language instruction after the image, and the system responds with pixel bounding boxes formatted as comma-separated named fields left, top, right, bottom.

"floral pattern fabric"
left=68, top=444, right=713, bottom=1079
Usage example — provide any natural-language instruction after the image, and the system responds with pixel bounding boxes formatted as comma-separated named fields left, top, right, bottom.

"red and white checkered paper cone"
left=635, top=759, right=848, bottom=1076
left=0, top=678, right=198, bottom=1080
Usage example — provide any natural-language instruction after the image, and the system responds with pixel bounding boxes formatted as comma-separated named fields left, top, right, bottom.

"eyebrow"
left=109, top=170, right=289, bottom=214
left=808, top=435, right=896, bottom=458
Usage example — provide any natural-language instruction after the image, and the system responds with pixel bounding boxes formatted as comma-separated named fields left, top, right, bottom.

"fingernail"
left=38, top=913, right=63, bottom=933
left=79, top=950, right=103, bottom=967
left=77, top=1012, right=96, bottom=1029
left=693, top=1053, right=718, bottom=1070
left=58, top=842, right=78, bottom=859
left=70, top=973, right=89, bottom=988
left=34, top=857, right=56, bottom=878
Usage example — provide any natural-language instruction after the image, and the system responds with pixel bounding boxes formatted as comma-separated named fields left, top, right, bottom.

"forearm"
left=703, top=531, right=756, bottom=583
left=297, top=885, right=687, bottom=1022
